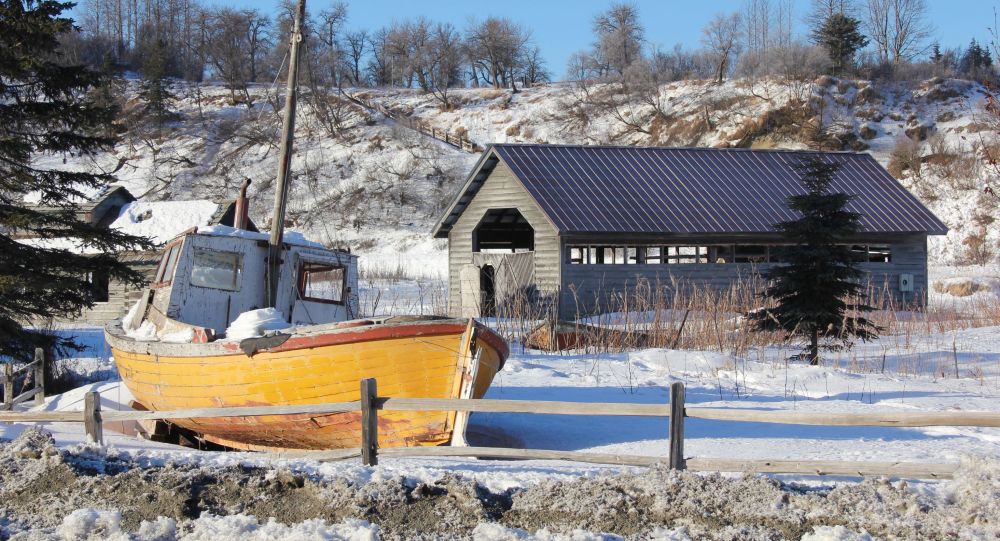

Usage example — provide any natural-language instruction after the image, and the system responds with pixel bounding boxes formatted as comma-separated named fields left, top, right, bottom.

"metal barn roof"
left=433, top=144, right=948, bottom=237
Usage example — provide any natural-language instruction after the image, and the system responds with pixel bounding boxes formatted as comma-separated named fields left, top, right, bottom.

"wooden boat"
left=104, top=0, right=508, bottom=451
left=106, top=315, right=507, bottom=451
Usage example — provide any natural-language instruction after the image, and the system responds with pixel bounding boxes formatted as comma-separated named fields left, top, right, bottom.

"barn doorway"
left=473, top=208, right=534, bottom=252
left=480, top=265, right=496, bottom=316
left=470, top=208, right=536, bottom=317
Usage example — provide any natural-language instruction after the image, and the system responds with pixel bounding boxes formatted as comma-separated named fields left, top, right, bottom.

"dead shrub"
left=933, top=280, right=983, bottom=297
left=730, top=100, right=812, bottom=147
left=855, top=86, right=882, bottom=105
left=936, top=111, right=957, bottom=123
left=887, top=135, right=922, bottom=178
left=961, top=228, right=994, bottom=265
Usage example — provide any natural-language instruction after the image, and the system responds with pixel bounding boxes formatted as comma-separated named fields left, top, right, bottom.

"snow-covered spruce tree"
left=748, top=157, right=878, bottom=365
left=0, top=0, right=151, bottom=360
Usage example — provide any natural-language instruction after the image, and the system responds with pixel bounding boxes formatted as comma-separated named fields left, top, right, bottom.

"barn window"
left=644, top=246, right=663, bottom=264
left=734, top=245, right=769, bottom=263
left=850, top=245, right=892, bottom=263
left=666, top=246, right=708, bottom=264
left=190, top=248, right=241, bottom=291
left=152, top=241, right=183, bottom=286
left=473, top=208, right=534, bottom=252
left=299, top=263, right=345, bottom=303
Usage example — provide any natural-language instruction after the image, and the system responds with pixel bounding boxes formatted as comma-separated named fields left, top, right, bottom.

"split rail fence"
left=2, top=378, right=998, bottom=480
left=1, top=348, right=47, bottom=411
left=344, top=93, right=480, bottom=153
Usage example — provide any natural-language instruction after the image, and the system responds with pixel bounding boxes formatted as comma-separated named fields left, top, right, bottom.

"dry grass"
left=488, top=274, right=1000, bottom=366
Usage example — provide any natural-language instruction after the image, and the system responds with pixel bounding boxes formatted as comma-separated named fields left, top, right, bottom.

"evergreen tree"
left=137, top=38, right=176, bottom=129
left=930, top=43, right=943, bottom=64
left=812, top=12, right=868, bottom=76
left=959, top=39, right=993, bottom=79
left=0, top=0, right=151, bottom=360
left=748, top=158, right=878, bottom=365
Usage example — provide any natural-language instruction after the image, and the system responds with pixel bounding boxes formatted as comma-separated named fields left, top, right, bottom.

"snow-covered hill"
left=54, top=76, right=999, bottom=271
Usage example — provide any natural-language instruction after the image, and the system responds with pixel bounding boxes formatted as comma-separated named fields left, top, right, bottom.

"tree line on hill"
left=63, top=0, right=999, bottom=110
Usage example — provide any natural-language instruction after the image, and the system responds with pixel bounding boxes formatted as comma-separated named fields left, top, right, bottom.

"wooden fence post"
left=34, top=348, right=45, bottom=406
left=2, top=363, right=12, bottom=411
left=360, top=378, right=378, bottom=466
left=84, top=391, right=103, bottom=445
left=668, top=382, right=686, bottom=470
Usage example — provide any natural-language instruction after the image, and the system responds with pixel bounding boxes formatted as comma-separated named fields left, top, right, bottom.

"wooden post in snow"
left=360, top=378, right=378, bottom=466
left=84, top=391, right=103, bottom=445
left=2, top=363, right=12, bottom=411
left=668, top=382, right=686, bottom=470
left=34, top=348, right=45, bottom=406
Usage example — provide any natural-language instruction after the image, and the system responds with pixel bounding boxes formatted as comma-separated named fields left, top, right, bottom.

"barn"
left=432, top=144, right=948, bottom=320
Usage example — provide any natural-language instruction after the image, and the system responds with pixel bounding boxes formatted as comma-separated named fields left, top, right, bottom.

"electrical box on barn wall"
left=899, top=273, right=914, bottom=292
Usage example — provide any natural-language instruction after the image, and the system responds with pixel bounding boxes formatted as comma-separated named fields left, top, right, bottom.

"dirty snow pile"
left=1, top=427, right=999, bottom=540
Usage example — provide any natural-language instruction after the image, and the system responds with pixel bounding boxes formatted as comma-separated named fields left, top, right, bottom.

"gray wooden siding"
left=447, top=161, right=560, bottom=316
left=558, top=235, right=929, bottom=318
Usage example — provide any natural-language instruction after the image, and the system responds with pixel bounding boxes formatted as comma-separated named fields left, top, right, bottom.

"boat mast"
left=266, top=0, right=306, bottom=309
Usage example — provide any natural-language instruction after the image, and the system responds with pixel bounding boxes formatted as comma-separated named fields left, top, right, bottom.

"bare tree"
left=242, top=9, right=271, bottom=83
left=366, top=27, right=392, bottom=86
left=864, top=0, right=933, bottom=67
left=592, top=2, right=644, bottom=77
left=466, top=17, right=531, bottom=90
left=343, top=30, right=367, bottom=85
left=423, top=22, right=463, bottom=108
left=702, top=12, right=744, bottom=84
left=205, top=7, right=257, bottom=104
left=808, top=0, right=857, bottom=27
left=315, top=2, right=348, bottom=87
left=521, top=46, right=550, bottom=87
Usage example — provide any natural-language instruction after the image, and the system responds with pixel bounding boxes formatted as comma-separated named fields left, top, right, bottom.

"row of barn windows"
left=567, top=244, right=892, bottom=265
left=147, top=243, right=346, bottom=304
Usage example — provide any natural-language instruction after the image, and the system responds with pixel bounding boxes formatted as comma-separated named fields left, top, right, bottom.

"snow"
left=12, top=509, right=382, bottom=541
left=224, top=307, right=293, bottom=341
left=197, top=225, right=326, bottom=249
left=109, top=200, right=220, bottom=244
left=800, top=526, right=874, bottom=541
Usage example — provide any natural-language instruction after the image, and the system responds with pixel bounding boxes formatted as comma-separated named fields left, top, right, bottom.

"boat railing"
left=3, top=377, right=998, bottom=480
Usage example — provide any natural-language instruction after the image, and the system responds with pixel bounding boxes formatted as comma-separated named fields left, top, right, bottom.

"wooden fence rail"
left=343, top=92, right=480, bottom=153
left=1, top=348, right=46, bottom=411
left=1, top=376, right=995, bottom=480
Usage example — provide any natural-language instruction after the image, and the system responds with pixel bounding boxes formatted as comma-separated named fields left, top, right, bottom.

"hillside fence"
left=2, top=378, right=997, bottom=480
left=1, top=348, right=47, bottom=411
left=344, top=92, right=481, bottom=153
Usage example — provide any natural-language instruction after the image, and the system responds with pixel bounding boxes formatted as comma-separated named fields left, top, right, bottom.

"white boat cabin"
left=129, top=225, right=358, bottom=340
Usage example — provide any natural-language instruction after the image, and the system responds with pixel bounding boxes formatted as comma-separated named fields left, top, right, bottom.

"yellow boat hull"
left=106, top=317, right=507, bottom=451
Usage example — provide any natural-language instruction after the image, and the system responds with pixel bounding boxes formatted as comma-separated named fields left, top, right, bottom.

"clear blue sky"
left=172, top=1, right=1000, bottom=75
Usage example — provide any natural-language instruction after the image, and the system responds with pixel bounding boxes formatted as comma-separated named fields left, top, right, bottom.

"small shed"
left=19, top=186, right=258, bottom=325
left=432, top=144, right=948, bottom=319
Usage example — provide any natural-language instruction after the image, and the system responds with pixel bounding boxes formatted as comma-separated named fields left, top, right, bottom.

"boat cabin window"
left=190, top=248, right=242, bottom=291
left=153, top=241, right=183, bottom=286
left=299, top=263, right=345, bottom=304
